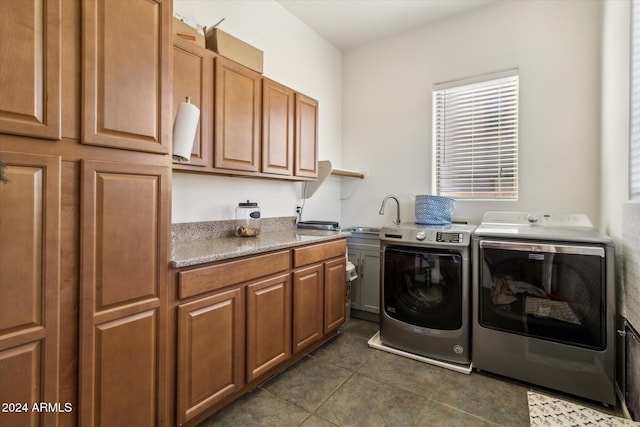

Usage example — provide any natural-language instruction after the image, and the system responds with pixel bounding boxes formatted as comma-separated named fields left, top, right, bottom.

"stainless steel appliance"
left=373, top=223, right=476, bottom=372
left=473, top=212, right=615, bottom=405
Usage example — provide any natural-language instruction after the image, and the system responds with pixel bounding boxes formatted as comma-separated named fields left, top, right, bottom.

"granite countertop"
left=171, top=217, right=350, bottom=268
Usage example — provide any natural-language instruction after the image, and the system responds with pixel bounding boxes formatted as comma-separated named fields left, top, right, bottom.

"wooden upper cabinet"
left=262, top=78, right=294, bottom=176
left=294, top=93, right=318, bottom=178
left=0, top=0, right=61, bottom=140
left=0, top=151, right=60, bottom=427
left=214, top=56, right=261, bottom=172
left=172, top=37, right=214, bottom=168
left=82, top=0, right=170, bottom=154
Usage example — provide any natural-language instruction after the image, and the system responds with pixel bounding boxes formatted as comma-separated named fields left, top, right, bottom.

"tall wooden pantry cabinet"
left=0, top=0, right=172, bottom=426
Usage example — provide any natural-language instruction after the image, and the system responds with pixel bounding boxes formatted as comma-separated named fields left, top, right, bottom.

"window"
left=433, top=71, right=519, bottom=200
left=631, top=0, right=640, bottom=199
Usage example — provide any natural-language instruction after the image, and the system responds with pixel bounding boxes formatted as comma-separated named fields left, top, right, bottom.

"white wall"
left=341, top=0, right=603, bottom=227
left=600, top=0, right=640, bottom=333
left=172, top=0, right=343, bottom=223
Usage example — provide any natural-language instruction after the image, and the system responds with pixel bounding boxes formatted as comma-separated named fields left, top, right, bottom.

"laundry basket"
left=415, top=195, right=455, bottom=225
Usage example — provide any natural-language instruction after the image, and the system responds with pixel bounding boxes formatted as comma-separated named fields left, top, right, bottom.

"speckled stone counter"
left=171, top=217, right=350, bottom=268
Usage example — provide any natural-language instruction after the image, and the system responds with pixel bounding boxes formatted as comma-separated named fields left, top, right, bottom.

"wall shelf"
left=331, top=168, right=366, bottom=179
left=302, top=161, right=367, bottom=199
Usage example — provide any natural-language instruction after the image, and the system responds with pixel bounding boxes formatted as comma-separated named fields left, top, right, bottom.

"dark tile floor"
left=198, top=318, right=622, bottom=427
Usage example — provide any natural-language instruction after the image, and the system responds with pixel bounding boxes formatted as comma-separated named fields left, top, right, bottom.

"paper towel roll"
left=172, top=98, right=200, bottom=162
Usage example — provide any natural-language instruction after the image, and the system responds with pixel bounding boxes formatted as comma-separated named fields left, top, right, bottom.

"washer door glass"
left=383, top=246, right=462, bottom=330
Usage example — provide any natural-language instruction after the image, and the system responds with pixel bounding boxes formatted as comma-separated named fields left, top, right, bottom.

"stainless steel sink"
left=343, top=226, right=380, bottom=235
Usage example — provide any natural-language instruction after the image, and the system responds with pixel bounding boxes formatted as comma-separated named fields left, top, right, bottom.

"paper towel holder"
left=172, top=96, right=200, bottom=162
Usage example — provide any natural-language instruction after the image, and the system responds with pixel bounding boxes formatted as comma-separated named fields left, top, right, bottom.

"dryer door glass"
left=383, top=246, right=462, bottom=330
left=479, top=240, right=606, bottom=349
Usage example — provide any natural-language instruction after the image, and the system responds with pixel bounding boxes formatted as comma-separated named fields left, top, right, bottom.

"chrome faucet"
left=379, top=195, right=401, bottom=225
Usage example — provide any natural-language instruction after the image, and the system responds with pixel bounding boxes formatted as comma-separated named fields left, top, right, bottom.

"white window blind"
left=631, top=0, right=640, bottom=199
left=433, top=71, right=519, bottom=200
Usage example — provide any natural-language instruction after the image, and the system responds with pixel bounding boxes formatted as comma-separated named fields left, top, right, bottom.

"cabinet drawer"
left=179, top=251, right=290, bottom=299
left=293, top=239, right=346, bottom=268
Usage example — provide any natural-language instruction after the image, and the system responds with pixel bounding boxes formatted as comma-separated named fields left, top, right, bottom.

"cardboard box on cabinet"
left=173, top=16, right=205, bottom=48
left=205, top=27, right=264, bottom=74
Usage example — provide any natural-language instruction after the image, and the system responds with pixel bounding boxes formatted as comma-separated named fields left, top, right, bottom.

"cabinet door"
left=246, top=273, right=291, bottom=381
left=172, top=37, right=213, bottom=167
left=0, top=0, right=61, bottom=140
left=80, top=160, right=169, bottom=427
left=347, top=249, right=362, bottom=310
left=262, top=78, right=294, bottom=176
left=0, top=152, right=60, bottom=427
left=292, top=264, right=323, bottom=353
left=360, top=249, right=381, bottom=313
left=324, top=258, right=346, bottom=333
left=177, top=287, right=245, bottom=425
left=214, top=57, right=261, bottom=172
left=82, top=0, right=170, bottom=153
left=294, top=93, right=318, bottom=178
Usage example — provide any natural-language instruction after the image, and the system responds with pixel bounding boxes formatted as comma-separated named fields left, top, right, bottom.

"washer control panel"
left=412, top=230, right=464, bottom=243
left=435, top=232, right=462, bottom=243
left=381, top=224, right=475, bottom=247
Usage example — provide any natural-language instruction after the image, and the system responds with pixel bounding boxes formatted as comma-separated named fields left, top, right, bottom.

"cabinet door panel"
left=294, top=93, right=318, bottom=178
left=360, top=250, right=380, bottom=313
left=0, top=0, right=61, bottom=139
left=83, top=0, right=170, bottom=153
left=172, top=38, right=213, bottom=167
left=324, top=258, right=346, bottom=333
left=177, top=287, right=245, bottom=425
left=214, top=57, right=260, bottom=171
left=292, top=264, right=323, bottom=353
left=93, top=310, right=158, bottom=427
left=247, top=274, right=291, bottom=381
left=80, top=159, right=168, bottom=427
left=0, top=343, right=41, bottom=427
left=262, top=78, right=293, bottom=175
left=81, top=161, right=168, bottom=313
left=0, top=152, right=60, bottom=427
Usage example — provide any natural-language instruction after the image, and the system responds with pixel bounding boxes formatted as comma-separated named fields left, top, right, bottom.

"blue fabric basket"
left=415, top=195, right=455, bottom=225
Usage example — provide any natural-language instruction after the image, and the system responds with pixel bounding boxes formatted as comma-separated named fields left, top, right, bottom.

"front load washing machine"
left=376, top=223, right=476, bottom=370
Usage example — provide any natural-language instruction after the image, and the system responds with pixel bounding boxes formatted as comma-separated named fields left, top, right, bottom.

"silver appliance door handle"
left=479, top=240, right=605, bottom=257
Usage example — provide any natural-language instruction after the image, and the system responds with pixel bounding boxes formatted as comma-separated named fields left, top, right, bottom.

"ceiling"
left=277, top=0, right=497, bottom=51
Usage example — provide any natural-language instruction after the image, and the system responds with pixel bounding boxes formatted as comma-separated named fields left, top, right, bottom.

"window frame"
left=630, top=0, right=640, bottom=200
left=432, top=70, right=519, bottom=201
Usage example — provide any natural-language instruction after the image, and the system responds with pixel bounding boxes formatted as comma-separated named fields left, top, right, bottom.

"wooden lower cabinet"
left=172, top=240, right=346, bottom=426
left=246, top=273, right=292, bottom=381
left=176, top=287, right=245, bottom=426
left=90, top=310, right=159, bottom=427
left=0, top=151, right=61, bottom=427
left=79, top=159, right=169, bottom=427
left=292, top=264, right=324, bottom=353
left=324, top=257, right=347, bottom=334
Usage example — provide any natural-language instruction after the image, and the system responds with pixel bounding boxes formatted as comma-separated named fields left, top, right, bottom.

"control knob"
left=416, top=230, right=427, bottom=241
